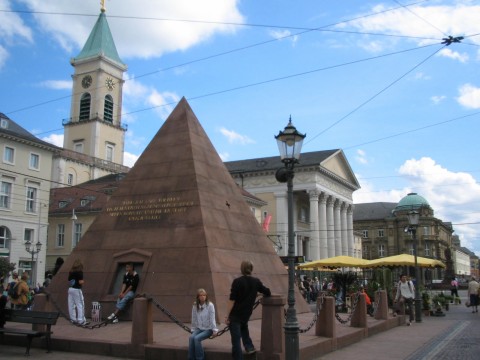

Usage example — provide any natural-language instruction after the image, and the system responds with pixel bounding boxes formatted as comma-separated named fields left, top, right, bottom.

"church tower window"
left=79, top=93, right=91, bottom=121
left=104, top=95, right=114, bottom=123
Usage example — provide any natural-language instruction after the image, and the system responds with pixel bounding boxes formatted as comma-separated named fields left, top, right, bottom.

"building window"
left=424, top=242, right=430, bottom=256
left=104, top=95, right=114, bottom=123
left=29, top=153, right=40, bottom=170
left=378, top=229, right=384, bottom=237
left=363, top=245, right=370, bottom=258
left=0, top=180, right=12, bottom=209
left=106, top=143, right=114, bottom=162
left=0, top=226, right=10, bottom=248
left=59, top=201, right=68, bottom=208
left=25, top=186, right=37, bottom=213
left=3, top=146, right=14, bottom=164
left=362, top=230, right=369, bottom=238
left=251, top=207, right=256, bottom=216
left=24, top=228, right=34, bottom=242
left=0, top=119, right=7, bottom=129
left=67, top=173, right=74, bottom=185
left=74, top=142, right=83, bottom=153
left=57, top=224, right=65, bottom=247
left=409, top=243, right=414, bottom=256
left=73, top=223, right=82, bottom=248
left=378, top=244, right=386, bottom=257
left=423, top=226, right=430, bottom=236
left=80, top=199, right=89, bottom=206
left=79, top=93, right=91, bottom=121
left=299, top=207, right=308, bottom=222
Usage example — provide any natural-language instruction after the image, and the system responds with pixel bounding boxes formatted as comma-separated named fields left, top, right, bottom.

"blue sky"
left=1, top=0, right=480, bottom=255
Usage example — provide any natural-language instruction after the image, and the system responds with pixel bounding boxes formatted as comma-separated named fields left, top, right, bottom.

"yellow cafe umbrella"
left=367, top=254, right=445, bottom=268
left=297, top=255, right=370, bottom=269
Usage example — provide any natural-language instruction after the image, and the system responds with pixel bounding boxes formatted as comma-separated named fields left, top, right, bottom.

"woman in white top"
left=189, top=288, right=218, bottom=360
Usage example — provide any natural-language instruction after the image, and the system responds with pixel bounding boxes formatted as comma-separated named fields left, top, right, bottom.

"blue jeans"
left=229, top=320, right=254, bottom=360
left=188, top=329, right=213, bottom=360
left=116, top=291, right=135, bottom=311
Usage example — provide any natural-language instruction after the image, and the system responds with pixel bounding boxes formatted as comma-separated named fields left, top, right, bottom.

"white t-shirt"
left=396, top=280, right=415, bottom=300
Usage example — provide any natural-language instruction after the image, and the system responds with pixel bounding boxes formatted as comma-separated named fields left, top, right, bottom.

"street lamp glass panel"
left=25, top=240, right=32, bottom=252
left=275, top=120, right=306, bottom=162
left=407, top=211, right=420, bottom=226
left=35, top=241, right=42, bottom=252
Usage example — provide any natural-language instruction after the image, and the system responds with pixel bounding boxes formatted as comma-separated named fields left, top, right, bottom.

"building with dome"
left=353, top=193, right=454, bottom=280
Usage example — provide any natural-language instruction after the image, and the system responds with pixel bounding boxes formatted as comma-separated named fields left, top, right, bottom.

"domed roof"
left=394, top=193, right=431, bottom=213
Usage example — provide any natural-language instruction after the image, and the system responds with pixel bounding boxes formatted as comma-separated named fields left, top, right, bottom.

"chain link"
left=334, top=291, right=360, bottom=324
left=298, top=293, right=324, bottom=333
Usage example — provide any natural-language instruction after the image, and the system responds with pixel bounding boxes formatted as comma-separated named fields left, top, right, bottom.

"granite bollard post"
left=131, top=297, right=153, bottom=345
left=316, top=296, right=335, bottom=338
left=261, top=295, right=286, bottom=360
left=374, top=290, right=388, bottom=320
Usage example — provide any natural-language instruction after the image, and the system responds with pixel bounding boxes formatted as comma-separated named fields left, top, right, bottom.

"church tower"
left=63, top=5, right=127, bottom=165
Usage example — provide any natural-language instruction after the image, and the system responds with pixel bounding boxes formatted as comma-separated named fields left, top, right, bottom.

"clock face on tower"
left=81, top=75, right=92, bottom=89
left=105, top=77, right=115, bottom=91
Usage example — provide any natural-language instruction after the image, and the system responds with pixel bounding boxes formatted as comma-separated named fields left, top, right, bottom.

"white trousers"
left=68, top=287, right=86, bottom=323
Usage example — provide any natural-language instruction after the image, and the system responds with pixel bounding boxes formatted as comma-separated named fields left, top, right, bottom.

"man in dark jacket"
left=225, top=260, right=271, bottom=359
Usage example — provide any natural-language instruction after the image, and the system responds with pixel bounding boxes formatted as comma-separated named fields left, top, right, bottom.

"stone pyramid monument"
left=46, top=98, right=309, bottom=322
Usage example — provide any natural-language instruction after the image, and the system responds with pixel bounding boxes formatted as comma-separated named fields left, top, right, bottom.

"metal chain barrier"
left=371, top=290, right=381, bottom=317
left=298, top=293, right=324, bottom=333
left=335, top=291, right=360, bottom=325
left=41, top=290, right=110, bottom=330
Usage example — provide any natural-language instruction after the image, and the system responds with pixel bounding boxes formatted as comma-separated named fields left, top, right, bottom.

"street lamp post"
left=275, top=117, right=306, bottom=360
left=26, top=202, right=44, bottom=288
left=407, top=210, right=422, bottom=323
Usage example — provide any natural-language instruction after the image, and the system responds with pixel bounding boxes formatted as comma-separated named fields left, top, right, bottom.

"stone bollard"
left=316, top=296, right=335, bottom=338
left=374, top=290, right=388, bottom=320
left=261, top=295, right=286, bottom=360
left=350, top=293, right=367, bottom=328
left=131, top=297, right=153, bottom=345
left=32, top=293, right=50, bottom=332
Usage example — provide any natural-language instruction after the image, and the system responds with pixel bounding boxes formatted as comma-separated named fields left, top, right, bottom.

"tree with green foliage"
left=0, top=257, right=16, bottom=282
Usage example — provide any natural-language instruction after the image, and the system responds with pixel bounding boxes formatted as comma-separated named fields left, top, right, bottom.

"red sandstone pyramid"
left=46, top=98, right=309, bottom=321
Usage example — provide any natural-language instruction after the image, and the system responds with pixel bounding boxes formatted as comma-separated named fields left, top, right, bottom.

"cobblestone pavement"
left=318, top=290, right=480, bottom=360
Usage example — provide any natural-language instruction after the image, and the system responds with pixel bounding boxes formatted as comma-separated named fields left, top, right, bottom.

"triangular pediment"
left=321, top=150, right=360, bottom=189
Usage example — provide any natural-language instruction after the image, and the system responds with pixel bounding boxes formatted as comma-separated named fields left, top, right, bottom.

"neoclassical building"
left=353, top=193, right=454, bottom=279
left=225, top=149, right=361, bottom=261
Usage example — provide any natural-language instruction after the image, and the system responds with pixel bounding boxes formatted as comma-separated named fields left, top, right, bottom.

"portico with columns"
left=226, top=149, right=360, bottom=262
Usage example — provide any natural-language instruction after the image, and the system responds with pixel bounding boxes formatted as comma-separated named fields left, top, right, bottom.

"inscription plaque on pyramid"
left=46, top=97, right=309, bottom=321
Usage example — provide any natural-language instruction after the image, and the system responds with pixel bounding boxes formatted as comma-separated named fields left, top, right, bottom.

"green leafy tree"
left=0, top=257, right=16, bottom=279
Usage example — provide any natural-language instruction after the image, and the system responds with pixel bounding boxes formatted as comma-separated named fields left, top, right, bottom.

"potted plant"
left=422, top=292, right=432, bottom=316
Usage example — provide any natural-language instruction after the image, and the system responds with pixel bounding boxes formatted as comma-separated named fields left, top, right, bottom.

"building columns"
left=334, top=199, right=341, bottom=256
left=274, top=192, right=288, bottom=257
left=319, top=193, right=328, bottom=259
left=341, top=202, right=348, bottom=256
left=308, top=190, right=320, bottom=261
left=347, top=205, right=354, bottom=257
left=326, top=196, right=335, bottom=258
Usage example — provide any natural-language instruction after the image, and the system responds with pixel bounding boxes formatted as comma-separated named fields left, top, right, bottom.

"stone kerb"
left=260, top=295, right=286, bottom=360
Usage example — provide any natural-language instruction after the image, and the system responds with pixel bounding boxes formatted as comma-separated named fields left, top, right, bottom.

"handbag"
left=465, top=300, right=470, bottom=307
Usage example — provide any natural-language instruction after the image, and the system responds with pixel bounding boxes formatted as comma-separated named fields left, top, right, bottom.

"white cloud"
left=219, top=127, right=255, bottom=144
left=438, top=48, right=469, bottom=63
left=343, top=4, right=480, bottom=50
left=355, top=157, right=480, bottom=255
left=355, top=149, right=368, bottom=164
left=218, top=152, right=230, bottom=161
left=268, top=29, right=298, bottom=45
left=123, top=152, right=139, bottom=168
left=431, top=95, right=446, bottom=104
left=146, top=90, right=180, bottom=120
left=41, top=133, right=64, bottom=147
left=0, top=45, right=8, bottom=70
left=456, top=84, right=480, bottom=109
left=21, top=0, right=244, bottom=58
left=39, top=80, right=72, bottom=90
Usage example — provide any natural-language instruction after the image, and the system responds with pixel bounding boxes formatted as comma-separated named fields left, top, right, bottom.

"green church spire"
left=73, top=10, right=125, bottom=68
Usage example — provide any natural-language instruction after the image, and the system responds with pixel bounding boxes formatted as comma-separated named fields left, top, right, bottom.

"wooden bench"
left=0, top=309, right=59, bottom=356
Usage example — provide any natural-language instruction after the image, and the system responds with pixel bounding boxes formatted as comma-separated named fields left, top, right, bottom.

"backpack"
left=8, top=282, right=19, bottom=299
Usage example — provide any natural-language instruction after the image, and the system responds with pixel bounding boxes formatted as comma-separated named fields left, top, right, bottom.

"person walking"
left=450, top=277, right=459, bottom=300
left=394, top=274, right=415, bottom=325
left=225, top=260, right=271, bottom=359
left=188, top=288, right=218, bottom=360
left=107, top=263, right=139, bottom=323
left=68, top=259, right=88, bottom=325
left=467, top=276, right=479, bottom=313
